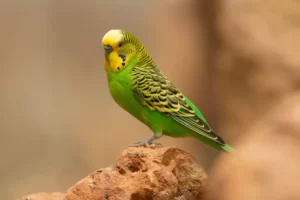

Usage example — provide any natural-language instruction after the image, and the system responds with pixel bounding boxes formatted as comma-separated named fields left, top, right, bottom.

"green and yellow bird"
left=102, top=29, right=234, bottom=152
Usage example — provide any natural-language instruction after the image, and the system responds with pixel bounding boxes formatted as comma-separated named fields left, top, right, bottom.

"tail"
left=220, top=144, right=235, bottom=153
left=189, top=131, right=235, bottom=152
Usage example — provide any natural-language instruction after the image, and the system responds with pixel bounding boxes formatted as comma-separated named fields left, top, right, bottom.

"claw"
left=128, top=134, right=163, bottom=148
left=129, top=141, right=162, bottom=148
left=129, top=141, right=151, bottom=147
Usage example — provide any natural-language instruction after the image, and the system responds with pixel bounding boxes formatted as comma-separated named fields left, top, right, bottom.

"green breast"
left=107, top=68, right=144, bottom=121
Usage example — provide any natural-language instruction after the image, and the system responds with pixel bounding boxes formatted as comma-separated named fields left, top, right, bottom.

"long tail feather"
left=189, top=131, right=235, bottom=152
left=220, top=144, right=235, bottom=152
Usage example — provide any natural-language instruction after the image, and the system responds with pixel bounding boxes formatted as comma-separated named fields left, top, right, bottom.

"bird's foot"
left=128, top=134, right=163, bottom=148
left=129, top=141, right=162, bottom=148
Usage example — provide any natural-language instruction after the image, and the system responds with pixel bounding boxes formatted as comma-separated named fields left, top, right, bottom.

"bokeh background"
left=1, top=0, right=300, bottom=199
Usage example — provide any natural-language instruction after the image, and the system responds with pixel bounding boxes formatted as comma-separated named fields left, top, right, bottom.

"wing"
left=132, top=66, right=225, bottom=145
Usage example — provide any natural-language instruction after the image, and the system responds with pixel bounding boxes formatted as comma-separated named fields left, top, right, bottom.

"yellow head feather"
left=102, top=29, right=123, bottom=49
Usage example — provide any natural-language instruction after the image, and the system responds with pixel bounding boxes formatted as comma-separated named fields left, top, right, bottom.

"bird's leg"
left=130, top=133, right=163, bottom=147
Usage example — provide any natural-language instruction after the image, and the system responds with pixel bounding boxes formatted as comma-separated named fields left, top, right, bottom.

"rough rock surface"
left=205, top=92, right=300, bottom=200
left=21, top=147, right=207, bottom=200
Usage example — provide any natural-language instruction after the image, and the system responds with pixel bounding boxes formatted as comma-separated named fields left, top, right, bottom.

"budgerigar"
left=102, top=29, right=234, bottom=152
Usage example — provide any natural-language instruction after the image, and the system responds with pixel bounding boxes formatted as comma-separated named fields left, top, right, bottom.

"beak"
left=104, top=45, right=113, bottom=54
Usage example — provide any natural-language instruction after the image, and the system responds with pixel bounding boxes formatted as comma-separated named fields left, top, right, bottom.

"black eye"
left=118, top=43, right=122, bottom=47
left=104, top=45, right=113, bottom=53
left=117, top=67, right=120, bottom=70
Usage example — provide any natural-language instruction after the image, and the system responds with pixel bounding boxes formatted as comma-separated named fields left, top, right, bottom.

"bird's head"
left=102, top=29, right=142, bottom=72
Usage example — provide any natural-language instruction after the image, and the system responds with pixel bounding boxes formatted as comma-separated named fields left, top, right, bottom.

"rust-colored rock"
left=21, top=147, right=207, bottom=200
left=205, top=93, right=300, bottom=200
left=64, top=147, right=207, bottom=200
left=20, top=193, right=65, bottom=200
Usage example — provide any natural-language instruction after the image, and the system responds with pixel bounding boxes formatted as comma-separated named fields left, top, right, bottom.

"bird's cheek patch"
left=107, top=52, right=126, bottom=72
left=114, top=58, right=126, bottom=72
left=118, top=54, right=127, bottom=69
left=118, top=54, right=126, bottom=60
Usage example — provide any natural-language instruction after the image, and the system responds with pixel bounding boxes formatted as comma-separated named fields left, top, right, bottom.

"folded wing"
left=132, top=65, right=225, bottom=145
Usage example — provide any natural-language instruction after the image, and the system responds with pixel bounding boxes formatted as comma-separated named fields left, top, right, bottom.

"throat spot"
left=118, top=54, right=126, bottom=60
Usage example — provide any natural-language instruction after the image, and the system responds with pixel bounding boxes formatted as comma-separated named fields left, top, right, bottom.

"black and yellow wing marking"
left=132, top=66, right=225, bottom=145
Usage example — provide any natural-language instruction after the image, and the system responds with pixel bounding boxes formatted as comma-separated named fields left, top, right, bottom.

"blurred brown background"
left=1, top=0, right=300, bottom=199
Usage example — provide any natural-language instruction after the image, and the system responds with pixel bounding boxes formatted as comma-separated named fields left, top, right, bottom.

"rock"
left=205, top=92, right=300, bottom=200
left=21, top=147, right=207, bottom=200
left=64, top=147, right=207, bottom=200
